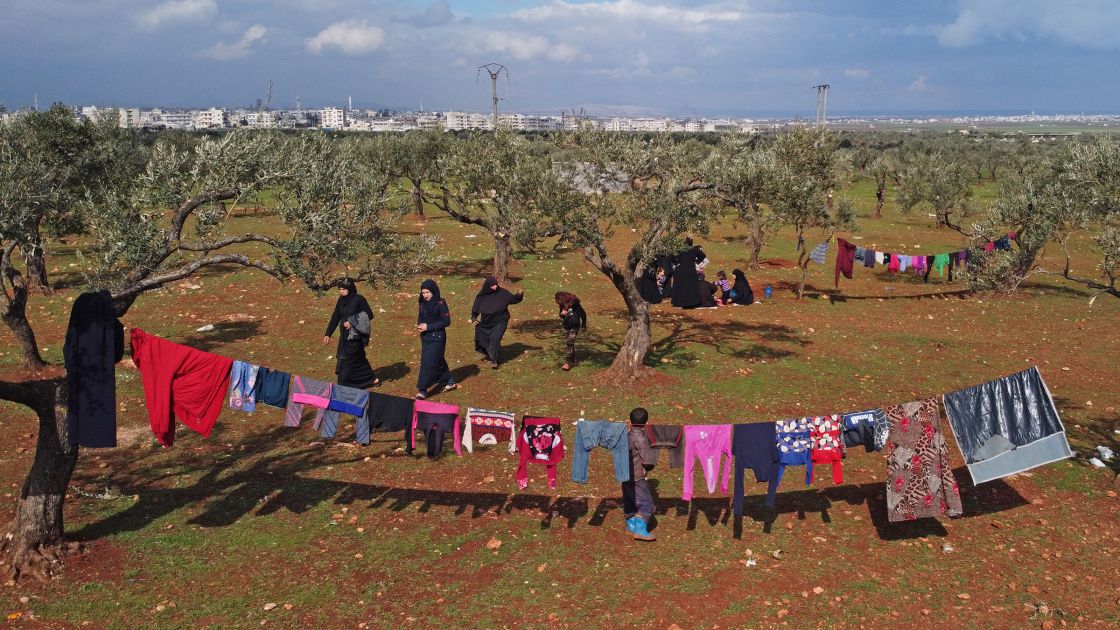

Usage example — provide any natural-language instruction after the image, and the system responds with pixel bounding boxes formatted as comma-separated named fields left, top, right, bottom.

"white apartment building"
left=499, top=113, right=562, bottom=132
left=245, top=111, right=278, bottom=128
left=79, top=106, right=104, bottom=123
left=320, top=107, right=347, bottom=129
left=158, top=110, right=196, bottom=130
left=443, top=111, right=492, bottom=131
left=416, top=114, right=442, bottom=130
left=118, top=108, right=142, bottom=128
left=193, top=108, right=228, bottom=129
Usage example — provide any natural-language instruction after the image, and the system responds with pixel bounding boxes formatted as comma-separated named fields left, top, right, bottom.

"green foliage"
left=895, top=151, right=973, bottom=228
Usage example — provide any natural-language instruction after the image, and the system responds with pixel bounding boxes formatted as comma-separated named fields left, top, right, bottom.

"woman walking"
left=322, top=278, right=379, bottom=388
left=471, top=275, right=524, bottom=369
left=554, top=291, right=588, bottom=371
left=415, top=279, right=456, bottom=399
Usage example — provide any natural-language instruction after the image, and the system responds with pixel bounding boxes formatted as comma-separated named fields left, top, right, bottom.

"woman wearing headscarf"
left=554, top=291, right=588, bottom=371
left=470, top=275, right=524, bottom=369
left=322, top=278, right=379, bottom=388
left=670, top=237, right=705, bottom=309
left=729, top=269, right=755, bottom=305
left=415, top=278, right=456, bottom=399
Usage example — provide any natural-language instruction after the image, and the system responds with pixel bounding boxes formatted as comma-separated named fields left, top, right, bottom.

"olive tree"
left=895, top=151, right=974, bottom=231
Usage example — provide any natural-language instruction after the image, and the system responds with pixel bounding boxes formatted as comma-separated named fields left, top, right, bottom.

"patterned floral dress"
left=885, top=398, right=963, bottom=522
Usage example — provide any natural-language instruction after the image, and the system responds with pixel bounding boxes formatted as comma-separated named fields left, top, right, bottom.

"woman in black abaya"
left=415, top=278, right=456, bottom=399
left=729, top=269, right=755, bottom=305
left=471, top=275, right=524, bottom=369
left=670, top=238, right=706, bottom=309
left=322, top=278, right=379, bottom=388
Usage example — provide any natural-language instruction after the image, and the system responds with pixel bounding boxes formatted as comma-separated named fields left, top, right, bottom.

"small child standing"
left=714, top=270, right=732, bottom=305
left=623, top=407, right=656, bottom=541
left=554, top=292, right=587, bottom=371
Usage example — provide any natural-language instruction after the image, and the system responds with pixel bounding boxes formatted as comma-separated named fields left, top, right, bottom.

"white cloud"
left=934, top=0, right=1120, bottom=49
left=306, top=20, right=385, bottom=55
left=513, top=0, right=744, bottom=29
left=135, top=0, right=217, bottom=31
left=473, top=31, right=582, bottom=62
left=843, top=68, right=871, bottom=79
left=907, top=74, right=930, bottom=92
left=197, top=24, right=267, bottom=61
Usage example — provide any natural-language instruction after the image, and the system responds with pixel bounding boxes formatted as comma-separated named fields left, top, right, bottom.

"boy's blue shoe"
left=625, top=516, right=640, bottom=534
left=631, top=517, right=656, bottom=541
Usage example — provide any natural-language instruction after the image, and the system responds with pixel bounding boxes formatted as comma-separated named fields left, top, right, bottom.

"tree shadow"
left=178, top=321, right=264, bottom=352
left=1052, top=397, right=1118, bottom=473
left=424, top=257, right=522, bottom=284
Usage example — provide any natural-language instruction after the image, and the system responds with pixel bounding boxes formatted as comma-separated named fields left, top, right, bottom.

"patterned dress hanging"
left=885, top=398, right=963, bottom=522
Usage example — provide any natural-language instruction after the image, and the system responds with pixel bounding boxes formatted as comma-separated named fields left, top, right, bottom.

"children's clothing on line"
left=885, top=398, right=962, bottom=523
left=570, top=420, right=630, bottom=483
left=809, top=241, right=829, bottom=265
left=516, top=416, right=564, bottom=490
left=645, top=424, right=685, bottom=469
left=283, top=376, right=332, bottom=428
left=775, top=418, right=812, bottom=485
left=407, top=399, right=461, bottom=458
left=681, top=424, right=732, bottom=501
left=732, top=422, right=781, bottom=514
left=462, top=408, right=517, bottom=454
left=875, top=251, right=885, bottom=265
left=228, top=360, right=260, bottom=413
left=864, top=248, right=876, bottom=268
left=888, top=254, right=900, bottom=273
left=809, top=415, right=844, bottom=484
left=933, top=252, right=951, bottom=277
left=365, top=392, right=415, bottom=432
left=841, top=408, right=888, bottom=453
left=254, top=367, right=291, bottom=409
left=942, top=366, right=1071, bottom=485
left=898, top=255, right=909, bottom=273
left=317, top=384, right=370, bottom=443
left=130, top=328, right=233, bottom=447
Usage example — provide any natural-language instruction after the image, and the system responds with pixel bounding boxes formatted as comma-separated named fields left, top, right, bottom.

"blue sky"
left=2, top=0, right=1118, bottom=116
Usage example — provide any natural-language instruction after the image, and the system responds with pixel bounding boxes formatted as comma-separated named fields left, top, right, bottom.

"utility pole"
left=477, top=63, right=508, bottom=129
left=812, top=84, right=830, bottom=128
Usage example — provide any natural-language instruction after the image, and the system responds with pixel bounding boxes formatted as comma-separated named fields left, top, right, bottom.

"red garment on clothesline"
left=131, top=328, right=233, bottom=446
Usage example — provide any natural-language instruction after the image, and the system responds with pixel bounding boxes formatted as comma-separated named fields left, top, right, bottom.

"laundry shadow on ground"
left=69, top=427, right=1029, bottom=544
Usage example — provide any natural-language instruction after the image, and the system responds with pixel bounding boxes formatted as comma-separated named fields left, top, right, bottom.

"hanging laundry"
left=64, top=290, right=124, bottom=448
left=898, top=254, right=909, bottom=273
left=809, top=415, right=844, bottom=484
left=887, top=254, right=900, bottom=273
left=994, top=236, right=1012, bottom=251
left=283, top=375, right=331, bottom=428
left=854, top=246, right=866, bottom=263
left=227, top=361, right=260, bottom=413
left=942, top=367, right=1072, bottom=485
left=864, top=248, right=876, bottom=268
left=365, top=392, right=415, bottom=432
left=885, top=398, right=962, bottom=522
left=983, top=240, right=995, bottom=253
left=254, top=367, right=290, bottom=409
left=130, top=329, right=233, bottom=447
left=732, top=422, right=780, bottom=514
left=775, top=418, right=812, bottom=485
left=407, top=399, right=461, bottom=458
left=681, top=424, right=732, bottom=501
left=809, top=240, right=829, bottom=265
left=516, top=416, right=565, bottom=490
left=841, top=408, right=888, bottom=453
left=463, top=408, right=517, bottom=454
left=570, top=420, right=630, bottom=483
left=875, top=251, right=885, bottom=265
left=834, top=238, right=857, bottom=287
left=646, top=424, right=685, bottom=469
left=317, top=384, right=370, bottom=443
left=954, top=250, right=968, bottom=268
left=933, top=253, right=951, bottom=278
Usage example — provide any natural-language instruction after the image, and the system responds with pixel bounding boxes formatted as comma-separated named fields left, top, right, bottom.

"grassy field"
left=1, top=177, right=1118, bottom=629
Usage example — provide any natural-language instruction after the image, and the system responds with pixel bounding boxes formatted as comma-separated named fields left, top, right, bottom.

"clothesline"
left=819, top=231, right=1017, bottom=288
left=111, top=328, right=1074, bottom=526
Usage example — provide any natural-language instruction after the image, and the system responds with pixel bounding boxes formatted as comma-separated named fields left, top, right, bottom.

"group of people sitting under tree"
left=325, top=274, right=590, bottom=400
left=638, top=238, right=756, bottom=308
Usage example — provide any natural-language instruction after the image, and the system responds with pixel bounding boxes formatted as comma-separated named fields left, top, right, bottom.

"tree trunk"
left=23, top=242, right=51, bottom=295
left=492, top=232, right=512, bottom=284
left=1, top=276, right=48, bottom=371
left=796, top=248, right=810, bottom=300
left=608, top=280, right=653, bottom=380
left=874, top=182, right=885, bottom=218
left=411, top=180, right=425, bottom=219
left=1, top=378, right=81, bottom=582
left=747, top=211, right=765, bottom=267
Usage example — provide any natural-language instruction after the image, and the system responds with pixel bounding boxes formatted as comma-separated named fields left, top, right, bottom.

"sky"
left=2, top=0, right=1119, bottom=117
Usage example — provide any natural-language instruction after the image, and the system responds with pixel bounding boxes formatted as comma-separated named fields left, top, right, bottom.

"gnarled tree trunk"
left=874, top=181, right=885, bottom=218
left=610, top=279, right=652, bottom=379
left=23, top=241, right=51, bottom=295
left=747, top=211, right=765, bottom=267
left=1, top=378, right=80, bottom=582
left=492, top=232, right=512, bottom=284
left=410, top=179, right=425, bottom=219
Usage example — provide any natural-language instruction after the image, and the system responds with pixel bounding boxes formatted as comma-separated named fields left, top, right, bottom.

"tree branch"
left=168, top=189, right=241, bottom=245
left=111, top=254, right=284, bottom=302
left=0, top=378, right=43, bottom=411
left=178, top=233, right=282, bottom=252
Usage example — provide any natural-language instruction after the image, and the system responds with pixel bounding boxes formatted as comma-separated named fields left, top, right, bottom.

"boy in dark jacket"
left=623, top=407, right=656, bottom=541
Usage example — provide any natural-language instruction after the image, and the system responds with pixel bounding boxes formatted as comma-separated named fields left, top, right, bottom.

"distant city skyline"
left=3, top=1, right=1120, bottom=117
